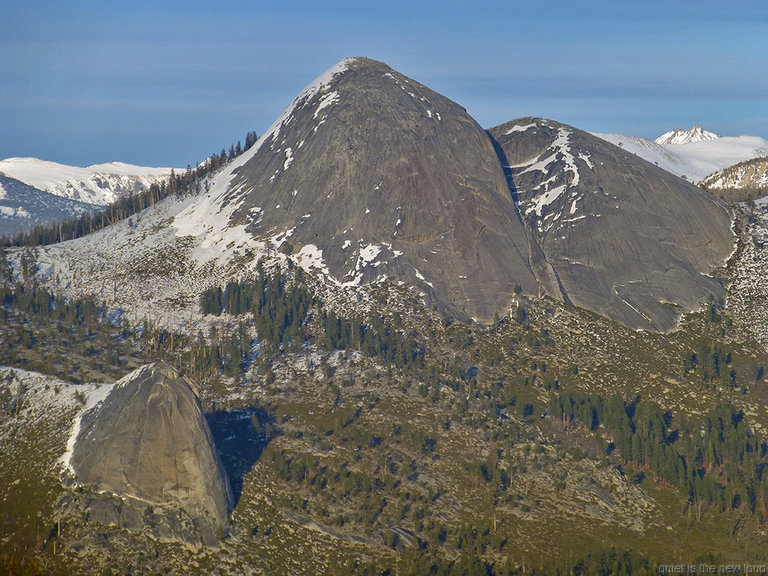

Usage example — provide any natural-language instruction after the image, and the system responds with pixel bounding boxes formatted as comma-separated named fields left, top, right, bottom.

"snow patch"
left=296, top=244, right=330, bottom=276
left=314, top=91, right=340, bottom=119
left=520, top=128, right=582, bottom=220
left=359, top=243, right=381, bottom=265
left=283, top=148, right=294, bottom=170
left=414, top=268, right=433, bottom=288
left=578, top=152, right=595, bottom=169
left=526, top=185, right=567, bottom=218
left=506, top=122, right=538, bottom=134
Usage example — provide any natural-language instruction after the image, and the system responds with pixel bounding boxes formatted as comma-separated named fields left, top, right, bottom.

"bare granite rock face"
left=226, top=57, right=540, bottom=322
left=70, top=363, right=232, bottom=534
left=210, top=58, right=734, bottom=331
left=488, top=117, right=735, bottom=331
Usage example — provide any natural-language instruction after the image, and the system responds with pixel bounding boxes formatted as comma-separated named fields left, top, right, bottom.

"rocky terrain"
left=4, top=57, right=768, bottom=575
left=489, top=117, right=734, bottom=331
left=66, top=363, right=232, bottom=549
left=699, top=156, right=768, bottom=200
left=29, top=58, right=736, bottom=335
left=223, top=57, right=541, bottom=323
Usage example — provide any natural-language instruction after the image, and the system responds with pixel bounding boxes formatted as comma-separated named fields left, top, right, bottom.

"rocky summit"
left=489, top=118, right=734, bottom=331
left=205, top=59, right=735, bottom=330
left=224, top=57, right=540, bottom=322
left=69, top=363, right=232, bottom=528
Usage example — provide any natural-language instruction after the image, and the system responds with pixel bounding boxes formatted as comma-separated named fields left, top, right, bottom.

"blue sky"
left=2, top=0, right=766, bottom=167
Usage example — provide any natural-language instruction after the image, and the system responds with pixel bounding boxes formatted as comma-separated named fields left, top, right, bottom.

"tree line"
left=1, top=130, right=259, bottom=248
left=200, top=267, right=425, bottom=371
left=1, top=245, right=253, bottom=385
left=200, top=264, right=315, bottom=352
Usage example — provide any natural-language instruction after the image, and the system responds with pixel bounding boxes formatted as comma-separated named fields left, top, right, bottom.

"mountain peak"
left=655, top=125, right=721, bottom=145
left=222, top=57, right=541, bottom=322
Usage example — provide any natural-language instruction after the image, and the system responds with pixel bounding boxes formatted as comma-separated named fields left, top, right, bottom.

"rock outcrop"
left=173, top=58, right=736, bottom=331
left=489, top=118, right=734, bottom=331
left=69, top=363, right=232, bottom=543
left=224, top=57, right=540, bottom=322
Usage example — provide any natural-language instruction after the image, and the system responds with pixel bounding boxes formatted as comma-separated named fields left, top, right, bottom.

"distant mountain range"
left=0, top=174, right=98, bottom=237
left=594, top=126, right=768, bottom=184
left=0, top=157, right=175, bottom=206
left=654, top=125, right=721, bottom=145
left=0, top=158, right=175, bottom=236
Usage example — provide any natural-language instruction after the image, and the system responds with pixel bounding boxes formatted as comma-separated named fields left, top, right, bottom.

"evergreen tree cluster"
left=199, top=266, right=425, bottom=370
left=1, top=245, right=252, bottom=384
left=200, top=266, right=314, bottom=350
left=550, top=392, right=768, bottom=521
left=178, top=322, right=251, bottom=383
left=321, top=309, right=425, bottom=370
left=244, top=130, right=259, bottom=151
left=396, top=545, right=654, bottom=576
left=1, top=130, right=258, bottom=248
left=683, top=339, right=737, bottom=389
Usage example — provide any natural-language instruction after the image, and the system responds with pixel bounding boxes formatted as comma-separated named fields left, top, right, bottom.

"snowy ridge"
left=505, top=123, right=538, bottom=135
left=0, top=174, right=98, bottom=235
left=655, top=125, right=721, bottom=145
left=700, top=157, right=768, bottom=191
left=594, top=132, right=768, bottom=184
left=0, top=157, right=176, bottom=206
left=250, top=58, right=356, bottom=157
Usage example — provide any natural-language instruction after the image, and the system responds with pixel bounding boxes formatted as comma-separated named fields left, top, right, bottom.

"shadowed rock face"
left=226, top=57, right=540, bottom=322
left=488, top=118, right=735, bottom=331
left=70, top=363, right=232, bottom=527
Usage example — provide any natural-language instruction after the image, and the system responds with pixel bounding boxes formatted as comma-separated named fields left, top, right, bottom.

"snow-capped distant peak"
left=655, top=125, right=721, bottom=145
left=0, top=157, right=177, bottom=206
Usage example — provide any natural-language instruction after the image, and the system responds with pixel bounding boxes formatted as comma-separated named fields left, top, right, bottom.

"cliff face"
left=70, top=363, right=232, bottom=527
left=166, top=58, right=735, bottom=331
left=489, top=118, right=734, bottom=331
left=225, top=57, right=540, bottom=322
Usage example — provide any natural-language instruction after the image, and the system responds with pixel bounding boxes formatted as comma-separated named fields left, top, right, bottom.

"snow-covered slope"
left=593, top=132, right=768, bottom=184
left=0, top=157, right=176, bottom=206
left=700, top=157, right=768, bottom=193
left=0, top=174, right=98, bottom=236
left=655, top=125, right=721, bottom=145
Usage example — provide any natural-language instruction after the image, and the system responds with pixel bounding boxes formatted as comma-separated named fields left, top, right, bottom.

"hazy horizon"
left=2, top=0, right=766, bottom=168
